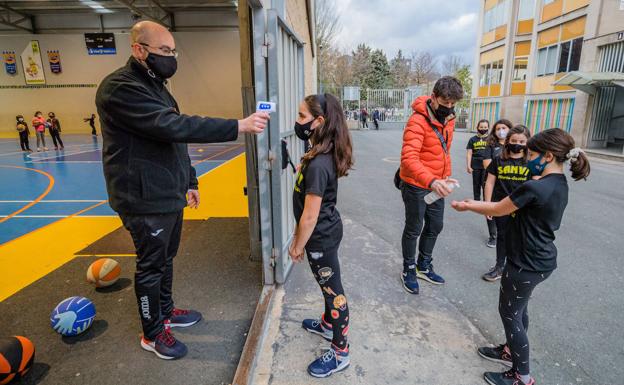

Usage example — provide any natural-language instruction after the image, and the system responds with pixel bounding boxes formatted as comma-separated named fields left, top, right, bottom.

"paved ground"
left=256, top=129, right=623, bottom=385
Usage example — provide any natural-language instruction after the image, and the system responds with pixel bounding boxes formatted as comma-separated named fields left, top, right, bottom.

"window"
left=543, top=0, right=555, bottom=4
left=556, top=37, right=583, bottom=73
left=483, top=0, right=509, bottom=32
left=513, top=58, right=528, bottom=81
left=518, top=0, right=535, bottom=20
left=537, top=44, right=560, bottom=76
left=480, top=60, right=504, bottom=86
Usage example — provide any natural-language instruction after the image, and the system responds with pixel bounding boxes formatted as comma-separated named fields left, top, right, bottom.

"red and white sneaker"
left=140, top=324, right=188, bottom=360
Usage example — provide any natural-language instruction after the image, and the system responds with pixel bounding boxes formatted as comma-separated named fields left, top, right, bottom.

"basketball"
left=50, top=296, right=96, bottom=337
left=86, top=258, right=121, bottom=288
left=0, top=336, right=34, bottom=385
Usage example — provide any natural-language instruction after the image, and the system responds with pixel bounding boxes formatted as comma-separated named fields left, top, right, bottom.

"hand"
left=187, top=189, right=200, bottom=209
left=288, top=242, right=304, bottom=263
left=451, top=199, right=473, bottom=212
left=467, top=166, right=473, bottom=174
left=53, top=311, right=77, bottom=335
left=238, top=112, right=270, bottom=134
left=431, top=179, right=453, bottom=198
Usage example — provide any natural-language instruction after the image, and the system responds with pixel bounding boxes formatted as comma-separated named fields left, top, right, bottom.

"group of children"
left=283, top=92, right=589, bottom=384
left=15, top=111, right=64, bottom=152
left=14, top=112, right=98, bottom=152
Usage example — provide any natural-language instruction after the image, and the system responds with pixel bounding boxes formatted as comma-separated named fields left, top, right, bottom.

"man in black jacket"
left=96, top=21, right=269, bottom=360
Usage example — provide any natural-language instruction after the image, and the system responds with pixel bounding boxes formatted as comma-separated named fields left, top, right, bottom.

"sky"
left=332, top=0, right=479, bottom=69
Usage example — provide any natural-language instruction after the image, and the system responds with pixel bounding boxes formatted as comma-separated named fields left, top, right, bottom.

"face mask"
left=146, top=52, right=178, bottom=79
left=498, top=128, right=509, bottom=139
left=18, top=118, right=23, bottom=122
left=294, top=120, right=314, bottom=141
left=527, top=154, right=549, bottom=175
left=435, top=104, right=455, bottom=122
left=477, top=129, right=489, bottom=136
left=506, top=143, right=526, bottom=154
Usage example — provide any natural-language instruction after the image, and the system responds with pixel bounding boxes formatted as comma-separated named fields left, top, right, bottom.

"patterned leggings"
left=499, top=263, right=551, bottom=375
left=306, top=246, right=349, bottom=349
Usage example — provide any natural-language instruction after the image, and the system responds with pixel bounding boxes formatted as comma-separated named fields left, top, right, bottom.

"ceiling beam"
left=114, top=0, right=172, bottom=28
left=0, top=2, right=34, bottom=32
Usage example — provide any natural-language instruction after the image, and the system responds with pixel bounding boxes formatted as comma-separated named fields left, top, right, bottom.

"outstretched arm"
left=451, top=196, right=518, bottom=217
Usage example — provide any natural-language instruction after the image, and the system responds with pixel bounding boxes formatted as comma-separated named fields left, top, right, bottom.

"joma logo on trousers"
left=140, top=296, right=151, bottom=320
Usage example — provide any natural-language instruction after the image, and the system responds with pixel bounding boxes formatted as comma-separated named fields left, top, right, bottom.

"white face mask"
left=498, top=128, right=509, bottom=139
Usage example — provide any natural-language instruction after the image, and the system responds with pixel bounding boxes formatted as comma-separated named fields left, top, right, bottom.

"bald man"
left=96, top=21, right=269, bottom=360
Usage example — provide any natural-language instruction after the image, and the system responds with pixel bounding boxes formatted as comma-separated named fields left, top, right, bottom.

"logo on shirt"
left=472, top=140, right=487, bottom=151
left=497, top=165, right=530, bottom=181
left=294, top=170, right=304, bottom=193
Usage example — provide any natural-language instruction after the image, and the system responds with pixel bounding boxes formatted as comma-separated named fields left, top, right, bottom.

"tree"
left=351, top=43, right=373, bottom=90
left=454, top=64, right=472, bottom=110
left=368, top=49, right=391, bottom=89
left=410, top=51, right=437, bottom=86
left=441, top=54, right=464, bottom=76
left=315, top=0, right=342, bottom=92
left=390, top=50, right=411, bottom=88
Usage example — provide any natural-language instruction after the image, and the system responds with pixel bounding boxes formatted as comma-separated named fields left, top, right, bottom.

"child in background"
left=47, top=112, right=64, bottom=150
left=482, top=125, right=531, bottom=282
left=452, top=128, right=590, bottom=385
left=466, top=118, right=490, bottom=204
left=482, top=118, right=513, bottom=248
left=289, top=93, right=354, bottom=378
left=16, top=115, right=32, bottom=152
left=32, top=111, right=48, bottom=152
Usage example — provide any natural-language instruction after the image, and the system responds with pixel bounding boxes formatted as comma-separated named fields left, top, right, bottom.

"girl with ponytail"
left=288, top=93, right=353, bottom=378
left=451, top=128, right=589, bottom=385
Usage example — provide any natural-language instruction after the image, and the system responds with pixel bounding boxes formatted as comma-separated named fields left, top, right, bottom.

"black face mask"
left=506, top=143, right=526, bottom=154
left=294, top=120, right=314, bottom=141
left=477, top=129, right=489, bottom=135
left=435, top=104, right=455, bottom=123
left=146, top=53, right=177, bottom=79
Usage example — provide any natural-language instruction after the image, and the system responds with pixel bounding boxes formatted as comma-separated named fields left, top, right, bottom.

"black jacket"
left=96, top=58, right=239, bottom=215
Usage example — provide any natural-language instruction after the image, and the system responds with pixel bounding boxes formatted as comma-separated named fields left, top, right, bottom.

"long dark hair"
left=476, top=119, right=489, bottom=131
left=527, top=128, right=590, bottom=181
left=301, top=93, right=353, bottom=177
left=487, top=118, right=513, bottom=146
left=501, top=124, right=531, bottom=161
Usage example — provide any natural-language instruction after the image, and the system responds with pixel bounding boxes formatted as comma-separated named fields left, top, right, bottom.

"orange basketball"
left=86, top=258, right=121, bottom=288
left=0, top=336, right=34, bottom=385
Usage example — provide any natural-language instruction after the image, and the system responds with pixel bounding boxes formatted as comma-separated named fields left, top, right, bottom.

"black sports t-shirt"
left=293, top=153, right=342, bottom=250
left=466, top=135, right=489, bottom=169
left=506, top=173, right=568, bottom=272
left=486, top=156, right=531, bottom=202
left=484, top=142, right=503, bottom=162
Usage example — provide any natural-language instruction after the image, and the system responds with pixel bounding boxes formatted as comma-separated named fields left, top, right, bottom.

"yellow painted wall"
left=561, top=16, right=586, bottom=40
left=494, top=25, right=508, bottom=42
left=485, top=0, right=498, bottom=11
left=490, top=84, right=502, bottom=96
left=563, top=0, right=590, bottom=14
left=479, top=85, right=490, bottom=97
left=480, top=45, right=506, bottom=64
left=541, top=0, right=564, bottom=23
left=531, top=75, right=557, bottom=93
left=553, top=73, right=574, bottom=91
left=538, top=26, right=560, bottom=48
left=515, top=41, right=531, bottom=56
left=511, top=82, right=526, bottom=95
left=482, top=30, right=496, bottom=46
left=517, top=19, right=534, bottom=35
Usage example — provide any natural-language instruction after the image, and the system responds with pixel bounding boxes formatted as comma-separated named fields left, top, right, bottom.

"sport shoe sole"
left=477, top=349, right=513, bottom=367
left=169, top=318, right=201, bottom=328
left=482, top=274, right=502, bottom=282
left=308, top=358, right=350, bottom=378
left=486, top=242, right=496, bottom=248
left=416, top=271, right=445, bottom=285
left=400, top=274, right=419, bottom=294
left=140, top=339, right=180, bottom=360
left=302, top=324, right=332, bottom=342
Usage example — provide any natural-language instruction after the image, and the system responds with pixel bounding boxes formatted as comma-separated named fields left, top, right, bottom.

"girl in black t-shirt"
left=452, top=128, right=590, bottom=385
left=482, top=125, right=531, bottom=282
left=481, top=118, right=513, bottom=248
left=289, top=93, right=354, bottom=378
left=466, top=119, right=490, bottom=199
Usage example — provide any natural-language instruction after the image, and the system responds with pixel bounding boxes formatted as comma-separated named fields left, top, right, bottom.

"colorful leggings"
left=499, top=263, right=551, bottom=375
left=306, top=246, right=349, bottom=349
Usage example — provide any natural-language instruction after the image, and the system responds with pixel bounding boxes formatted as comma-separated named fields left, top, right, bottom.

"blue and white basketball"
left=50, top=296, right=96, bottom=337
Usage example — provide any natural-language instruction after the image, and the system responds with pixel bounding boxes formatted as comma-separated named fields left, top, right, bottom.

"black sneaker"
left=167, top=308, right=202, bottom=328
left=487, top=237, right=497, bottom=248
left=484, top=369, right=535, bottom=385
left=400, top=269, right=419, bottom=294
left=478, top=344, right=512, bottom=367
left=482, top=266, right=504, bottom=282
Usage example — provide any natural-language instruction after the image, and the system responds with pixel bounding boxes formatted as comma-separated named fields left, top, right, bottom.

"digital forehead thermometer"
left=256, top=101, right=276, bottom=112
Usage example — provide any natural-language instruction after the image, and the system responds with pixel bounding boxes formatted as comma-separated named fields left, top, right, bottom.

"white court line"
left=0, top=214, right=117, bottom=218
left=0, top=200, right=104, bottom=203
left=29, top=161, right=102, bottom=164
left=26, top=148, right=99, bottom=162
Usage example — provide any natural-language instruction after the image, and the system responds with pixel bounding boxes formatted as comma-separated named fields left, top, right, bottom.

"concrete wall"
left=0, top=30, right=243, bottom=136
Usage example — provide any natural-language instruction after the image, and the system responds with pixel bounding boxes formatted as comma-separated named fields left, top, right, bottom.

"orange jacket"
left=400, top=96, right=455, bottom=190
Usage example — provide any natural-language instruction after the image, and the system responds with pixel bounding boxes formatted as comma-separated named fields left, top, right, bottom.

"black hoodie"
left=96, top=57, right=239, bottom=215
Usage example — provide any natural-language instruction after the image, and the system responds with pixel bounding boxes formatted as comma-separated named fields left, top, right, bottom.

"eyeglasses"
left=138, top=43, right=178, bottom=58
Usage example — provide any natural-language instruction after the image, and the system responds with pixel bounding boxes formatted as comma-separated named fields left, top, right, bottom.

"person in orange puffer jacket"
left=399, top=76, right=463, bottom=295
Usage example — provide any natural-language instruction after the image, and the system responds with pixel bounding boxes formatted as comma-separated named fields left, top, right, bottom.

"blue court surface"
left=0, top=135, right=245, bottom=245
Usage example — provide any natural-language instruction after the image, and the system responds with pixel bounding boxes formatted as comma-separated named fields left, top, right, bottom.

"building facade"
left=471, top=0, right=624, bottom=156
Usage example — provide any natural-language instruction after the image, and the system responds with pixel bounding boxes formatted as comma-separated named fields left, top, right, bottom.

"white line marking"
left=0, top=200, right=104, bottom=203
